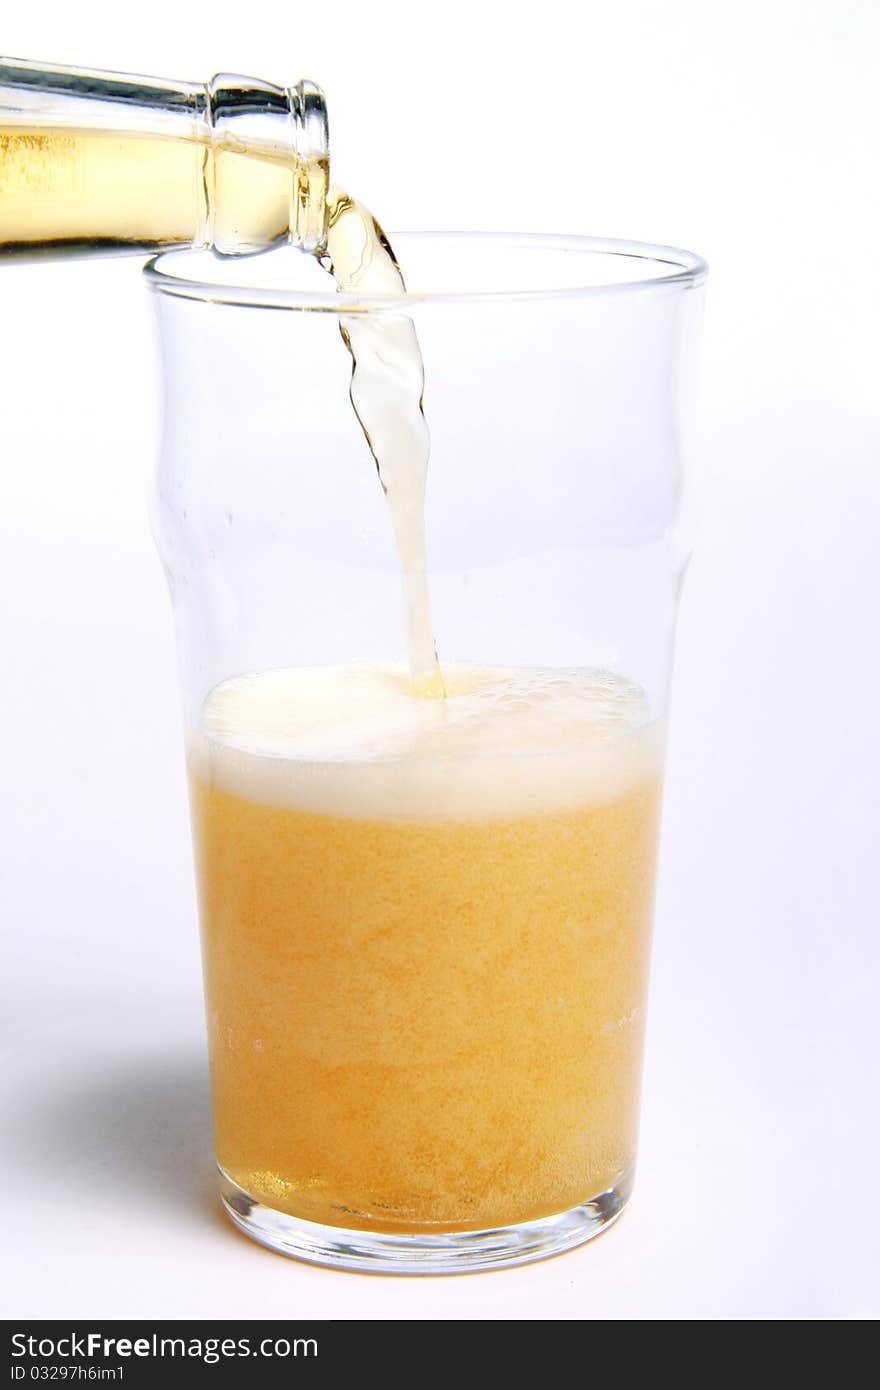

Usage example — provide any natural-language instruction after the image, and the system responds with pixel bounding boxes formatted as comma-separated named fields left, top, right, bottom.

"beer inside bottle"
left=0, top=59, right=329, bottom=257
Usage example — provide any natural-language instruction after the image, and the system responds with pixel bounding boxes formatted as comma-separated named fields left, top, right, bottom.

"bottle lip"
left=287, top=79, right=330, bottom=254
left=144, top=232, right=708, bottom=313
left=288, top=80, right=329, bottom=161
left=205, top=73, right=330, bottom=255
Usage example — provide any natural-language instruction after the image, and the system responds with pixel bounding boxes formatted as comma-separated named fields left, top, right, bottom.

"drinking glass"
left=145, top=234, right=706, bottom=1273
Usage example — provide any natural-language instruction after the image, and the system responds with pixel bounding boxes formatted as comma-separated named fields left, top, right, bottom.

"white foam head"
left=188, top=664, right=664, bottom=821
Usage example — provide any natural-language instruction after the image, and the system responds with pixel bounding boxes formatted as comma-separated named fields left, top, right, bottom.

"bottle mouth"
left=287, top=80, right=330, bottom=255
left=206, top=73, right=330, bottom=256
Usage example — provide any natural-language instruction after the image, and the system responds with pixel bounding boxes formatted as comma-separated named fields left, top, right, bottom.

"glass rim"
left=143, top=231, right=707, bottom=312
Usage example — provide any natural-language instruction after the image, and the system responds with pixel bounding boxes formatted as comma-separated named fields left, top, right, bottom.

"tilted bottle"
left=0, top=57, right=329, bottom=258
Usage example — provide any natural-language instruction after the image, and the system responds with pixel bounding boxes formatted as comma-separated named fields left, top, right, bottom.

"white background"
left=1, top=0, right=878, bottom=1320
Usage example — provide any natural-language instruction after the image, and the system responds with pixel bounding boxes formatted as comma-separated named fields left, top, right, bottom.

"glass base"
left=218, top=1163, right=634, bottom=1274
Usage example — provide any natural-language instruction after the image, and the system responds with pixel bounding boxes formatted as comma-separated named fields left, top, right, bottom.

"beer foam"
left=188, top=664, right=664, bottom=821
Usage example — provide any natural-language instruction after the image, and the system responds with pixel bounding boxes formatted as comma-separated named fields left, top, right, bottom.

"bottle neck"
left=0, top=58, right=330, bottom=255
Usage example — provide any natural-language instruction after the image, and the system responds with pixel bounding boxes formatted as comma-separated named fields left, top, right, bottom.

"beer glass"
left=146, top=234, right=706, bottom=1272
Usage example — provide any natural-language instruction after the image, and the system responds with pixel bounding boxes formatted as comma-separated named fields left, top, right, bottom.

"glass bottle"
left=0, top=57, right=329, bottom=258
